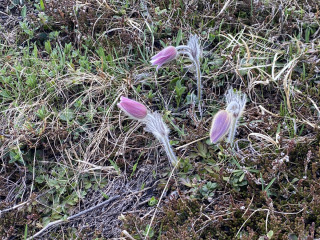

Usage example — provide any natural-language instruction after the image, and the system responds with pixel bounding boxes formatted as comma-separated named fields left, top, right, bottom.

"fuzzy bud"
left=150, top=46, right=177, bottom=71
left=210, top=110, right=232, bottom=144
left=117, top=96, right=148, bottom=120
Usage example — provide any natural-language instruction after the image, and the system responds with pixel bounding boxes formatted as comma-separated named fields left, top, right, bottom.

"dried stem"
left=26, top=195, right=120, bottom=240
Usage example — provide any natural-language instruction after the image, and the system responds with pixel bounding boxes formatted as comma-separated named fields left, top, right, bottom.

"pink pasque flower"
left=210, top=110, right=232, bottom=144
left=117, top=96, right=148, bottom=120
left=150, top=46, right=177, bottom=70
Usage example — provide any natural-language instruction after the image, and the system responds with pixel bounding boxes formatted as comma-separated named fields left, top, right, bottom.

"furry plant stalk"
left=209, top=89, right=246, bottom=146
left=151, top=34, right=203, bottom=118
left=225, top=88, right=246, bottom=146
left=118, top=96, right=178, bottom=166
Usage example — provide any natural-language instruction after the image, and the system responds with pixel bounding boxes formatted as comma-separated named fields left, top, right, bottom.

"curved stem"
left=227, top=117, right=237, bottom=147
left=195, top=59, right=202, bottom=118
left=176, top=45, right=202, bottom=118
left=176, top=45, right=191, bottom=51
left=161, top=136, right=178, bottom=166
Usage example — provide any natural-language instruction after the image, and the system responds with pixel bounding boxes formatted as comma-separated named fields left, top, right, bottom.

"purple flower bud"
left=117, top=96, right=148, bottom=120
left=150, top=46, right=177, bottom=70
left=210, top=110, right=231, bottom=144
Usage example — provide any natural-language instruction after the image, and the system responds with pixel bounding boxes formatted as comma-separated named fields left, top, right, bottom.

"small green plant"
left=194, top=141, right=209, bottom=159
left=224, top=158, right=259, bottom=191
left=258, top=230, right=274, bottom=240
left=260, top=173, right=276, bottom=197
left=147, top=89, right=155, bottom=100
left=19, top=21, right=35, bottom=38
left=199, top=181, right=218, bottom=199
left=143, top=225, right=154, bottom=238
left=35, top=165, right=107, bottom=226
left=175, top=79, right=186, bottom=107
left=23, top=224, right=28, bottom=240
left=131, top=152, right=145, bottom=177
left=178, top=157, right=193, bottom=173
left=9, top=146, right=24, bottom=165
left=148, top=196, right=158, bottom=207
left=164, top=113, right=186, bottom=138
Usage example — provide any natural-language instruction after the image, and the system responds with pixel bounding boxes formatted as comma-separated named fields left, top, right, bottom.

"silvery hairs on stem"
left=151, top=34, right=203, bottom=117
left=117, top=97, right=178, bottom=166
left=225, top=88, right=247, bottom=146
left=143, top=113, right=178, bottom=166
left=176, top=35, right=203, bottom=117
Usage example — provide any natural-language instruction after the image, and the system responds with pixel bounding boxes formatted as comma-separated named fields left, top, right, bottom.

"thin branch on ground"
left=26, top=195, right=120, bottom=240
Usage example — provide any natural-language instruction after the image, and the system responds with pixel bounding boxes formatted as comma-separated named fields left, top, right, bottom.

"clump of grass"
left=0, top=31, right=126, bottom=238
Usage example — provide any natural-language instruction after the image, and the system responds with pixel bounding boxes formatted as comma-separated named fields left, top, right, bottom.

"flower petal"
left=118, top=96, right=148, bottom=120
left=210, top=110, right=231, bottom=144
left=150, top=46, right=177, bottom=69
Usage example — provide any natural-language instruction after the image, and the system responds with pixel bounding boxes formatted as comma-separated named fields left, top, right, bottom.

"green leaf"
left=231, top=157, right=242, bottom=168
left=204, top=167, right=214, bottom=174
left=267, top=230, right=274, bottom=238
left=176, top=29, right=183, bottom=46
left=223, top=176, right=230, bottom=181
left=148, top=196, right=158, bottom=206
left=109, top=159, right=120, bottom=174
left=207, top=182, right=218, bottom=190
left=175, top=80, right=186, bottom=96
left=143, top=225, right=154, bottom=238
left=260, top=173, right=265, bottom=191
left=9, top=148, right=24, bottom=164
left=24, top=224, right=28, bottom=240
left=84, top=181, right=92, bottom=190
left=26, top=74, right=37, bottom=88
left=101, top=192, right=109, bottom=200
left=36, top=106, right=49, bottom=120
left=197, top=142, right=207, bottom=158
left=35, top=175, right=45, bottom=184
left=43, top=217, right=51, bottom=227
left=239, top=172, right=245, bottom=182
left=0, top=89, right=13, bottom=100
left=265, top=177, right=276, bottom=192
left=59, top=108, right=75, bottom=121
left=45, top=40, right=52, bottom=54
left=288, top=233, right=298, bottom=240
left=237, top=180, right=247, bottom=187
left=131, top=161, right=138, bottom=177
left=175, top=79, right=186, bottom=106
left=33, top=43, right=38, bottom=58
left=40, top=0, right=45, bottom=11
left=21, top=5, right=27, bottom=18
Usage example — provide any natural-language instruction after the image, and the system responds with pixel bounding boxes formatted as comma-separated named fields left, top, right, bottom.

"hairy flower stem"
left=143, top=112, right=178, bottom=167
left=176, top=45, right=202, bottom=119
left=227, top=117, right=237, bottom=146
left=161, top=136, right=178, bottom=166
left=195, top=59, right=202, bottom=118
left=225, top=88, right=247, bottom=147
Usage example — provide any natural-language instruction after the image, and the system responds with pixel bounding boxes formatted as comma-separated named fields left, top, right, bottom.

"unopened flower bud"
left=210, top=110, right=232, bottom=144
left=150, top=46, right=177, bottom=71
left=117, top=96, right=148, bottom=120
